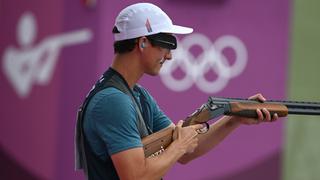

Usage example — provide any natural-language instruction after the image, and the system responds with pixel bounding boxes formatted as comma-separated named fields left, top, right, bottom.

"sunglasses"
left=146, top=33, right=177, bottom=50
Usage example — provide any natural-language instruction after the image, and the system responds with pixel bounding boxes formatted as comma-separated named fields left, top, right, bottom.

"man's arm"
left=178, top=94, right=278, bottom=164
left=111, top=121, right=203, bottom=180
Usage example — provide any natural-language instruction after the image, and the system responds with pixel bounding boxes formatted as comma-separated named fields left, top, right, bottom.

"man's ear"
left=138, top=37, right=148, bottom=50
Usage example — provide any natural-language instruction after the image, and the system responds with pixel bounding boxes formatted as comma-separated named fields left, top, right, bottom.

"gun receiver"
left=142, top=97, right=320, bottom=157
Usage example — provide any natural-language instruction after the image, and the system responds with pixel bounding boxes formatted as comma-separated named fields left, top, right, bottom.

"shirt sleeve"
left=138, top=87, right=172, bottom=132
left=151, top=99, right=172, bottom=132
left=91, top=90, right=143, bottom=155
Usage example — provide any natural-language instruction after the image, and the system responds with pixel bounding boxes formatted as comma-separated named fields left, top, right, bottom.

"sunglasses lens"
left=147, top=33, right=177, bottom=50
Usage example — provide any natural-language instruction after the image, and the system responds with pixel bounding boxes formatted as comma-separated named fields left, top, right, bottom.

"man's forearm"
left=178, top=116, right=241, bottom=164
left=112, top=142, right=187, bottom=180
left=140, top=122, right=201, bottom=179
left=142, top=140, right=188, bottom=179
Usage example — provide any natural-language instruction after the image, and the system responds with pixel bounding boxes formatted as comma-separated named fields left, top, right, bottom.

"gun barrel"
left=266, top=100, right=320, bottom=108
left=266, top=100, right=320, bottom=115
left=287, top=108, right=320, bottom=115
left=209, top=97, right=320, bottom=116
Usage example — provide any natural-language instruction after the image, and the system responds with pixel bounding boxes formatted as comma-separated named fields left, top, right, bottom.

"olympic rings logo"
left=160, top=33, right=248, bottom=94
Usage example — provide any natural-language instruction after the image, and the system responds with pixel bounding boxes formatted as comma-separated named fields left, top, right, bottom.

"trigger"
left=196, top=122, right=210, bottom=134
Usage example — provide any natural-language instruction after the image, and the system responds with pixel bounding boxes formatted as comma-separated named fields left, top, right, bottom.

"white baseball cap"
left=113, top=3, right=193, bottom=41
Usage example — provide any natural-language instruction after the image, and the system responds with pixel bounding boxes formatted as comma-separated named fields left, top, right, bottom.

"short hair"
left=112, top=26, right=137, bottom=54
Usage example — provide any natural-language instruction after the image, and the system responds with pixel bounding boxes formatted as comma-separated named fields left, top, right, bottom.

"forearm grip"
left=228, top=102, right=288, bottom=118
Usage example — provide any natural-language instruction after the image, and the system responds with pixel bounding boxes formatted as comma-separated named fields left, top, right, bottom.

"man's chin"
left=146, top=70, right=160, bottom=76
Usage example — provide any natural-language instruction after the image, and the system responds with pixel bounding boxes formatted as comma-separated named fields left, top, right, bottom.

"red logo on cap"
left=145, top=19, right=153, bottom=33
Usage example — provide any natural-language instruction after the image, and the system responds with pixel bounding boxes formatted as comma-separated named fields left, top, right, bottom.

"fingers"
left=249, top=93, right=266, bottom=102
left=187, top=124, right=201, bottom=138
left=271, top=113, right=278, bottom=122
left=243, top=93, right=281, bottom=125
left=174, top=120, right=199, bottom=138
left=256, top=109, right=264, bottom=122
left=261, top=108, right=271, bottom=121
left=173, top=120, right=200, bottom=154
left=250, top=93, right=279, bottom=123
left=256, top=108, right=279, bottom=123
left=176, top=120, right=205, bottom=132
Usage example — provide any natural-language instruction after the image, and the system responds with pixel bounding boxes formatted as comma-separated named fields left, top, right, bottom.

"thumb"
left=176, top=120, right=184, bottom=128
left=173, top=120, right=183, bottom=140
left=191, top=123, right=206, bottom=131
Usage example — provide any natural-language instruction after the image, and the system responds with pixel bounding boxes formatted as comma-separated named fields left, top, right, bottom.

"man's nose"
left=164, top=50, right=172, bottom=60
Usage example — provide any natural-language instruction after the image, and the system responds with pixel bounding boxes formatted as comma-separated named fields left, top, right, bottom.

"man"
left=75, top=3, right=278, bottom=180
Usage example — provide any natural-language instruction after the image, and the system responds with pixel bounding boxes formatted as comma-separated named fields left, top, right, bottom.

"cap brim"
left=163, top=25, right=193, bottom=34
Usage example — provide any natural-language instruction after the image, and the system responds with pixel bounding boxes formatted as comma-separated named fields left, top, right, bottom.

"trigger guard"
left=196, top=122, right=210, bottom=134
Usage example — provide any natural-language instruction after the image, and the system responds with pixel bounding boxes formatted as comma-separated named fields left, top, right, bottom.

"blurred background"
left=1, top=0, right=319, bottom=179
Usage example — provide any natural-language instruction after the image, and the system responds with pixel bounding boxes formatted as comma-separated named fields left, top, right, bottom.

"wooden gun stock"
left=142, top=126, right=174, bottom=157
left=142, top=103, right=214, bottom=157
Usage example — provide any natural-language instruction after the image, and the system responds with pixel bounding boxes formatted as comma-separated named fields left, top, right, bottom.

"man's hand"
left=172, top=120, right=203, bottom=154
left=237, top=93, right=279, bottom=125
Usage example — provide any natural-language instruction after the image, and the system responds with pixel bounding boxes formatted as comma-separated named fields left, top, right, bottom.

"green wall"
left=283, top=0, right=320, bottom=179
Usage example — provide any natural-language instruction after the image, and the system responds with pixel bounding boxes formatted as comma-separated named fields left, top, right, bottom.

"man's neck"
left=111, top=53, right=144, bottom=88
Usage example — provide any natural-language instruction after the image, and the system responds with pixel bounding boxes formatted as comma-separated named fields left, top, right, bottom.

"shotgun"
left=142, top=97, right=320, bottom=157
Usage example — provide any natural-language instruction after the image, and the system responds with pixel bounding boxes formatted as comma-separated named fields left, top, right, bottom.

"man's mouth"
left=160, top=59, right=165, bottom=65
